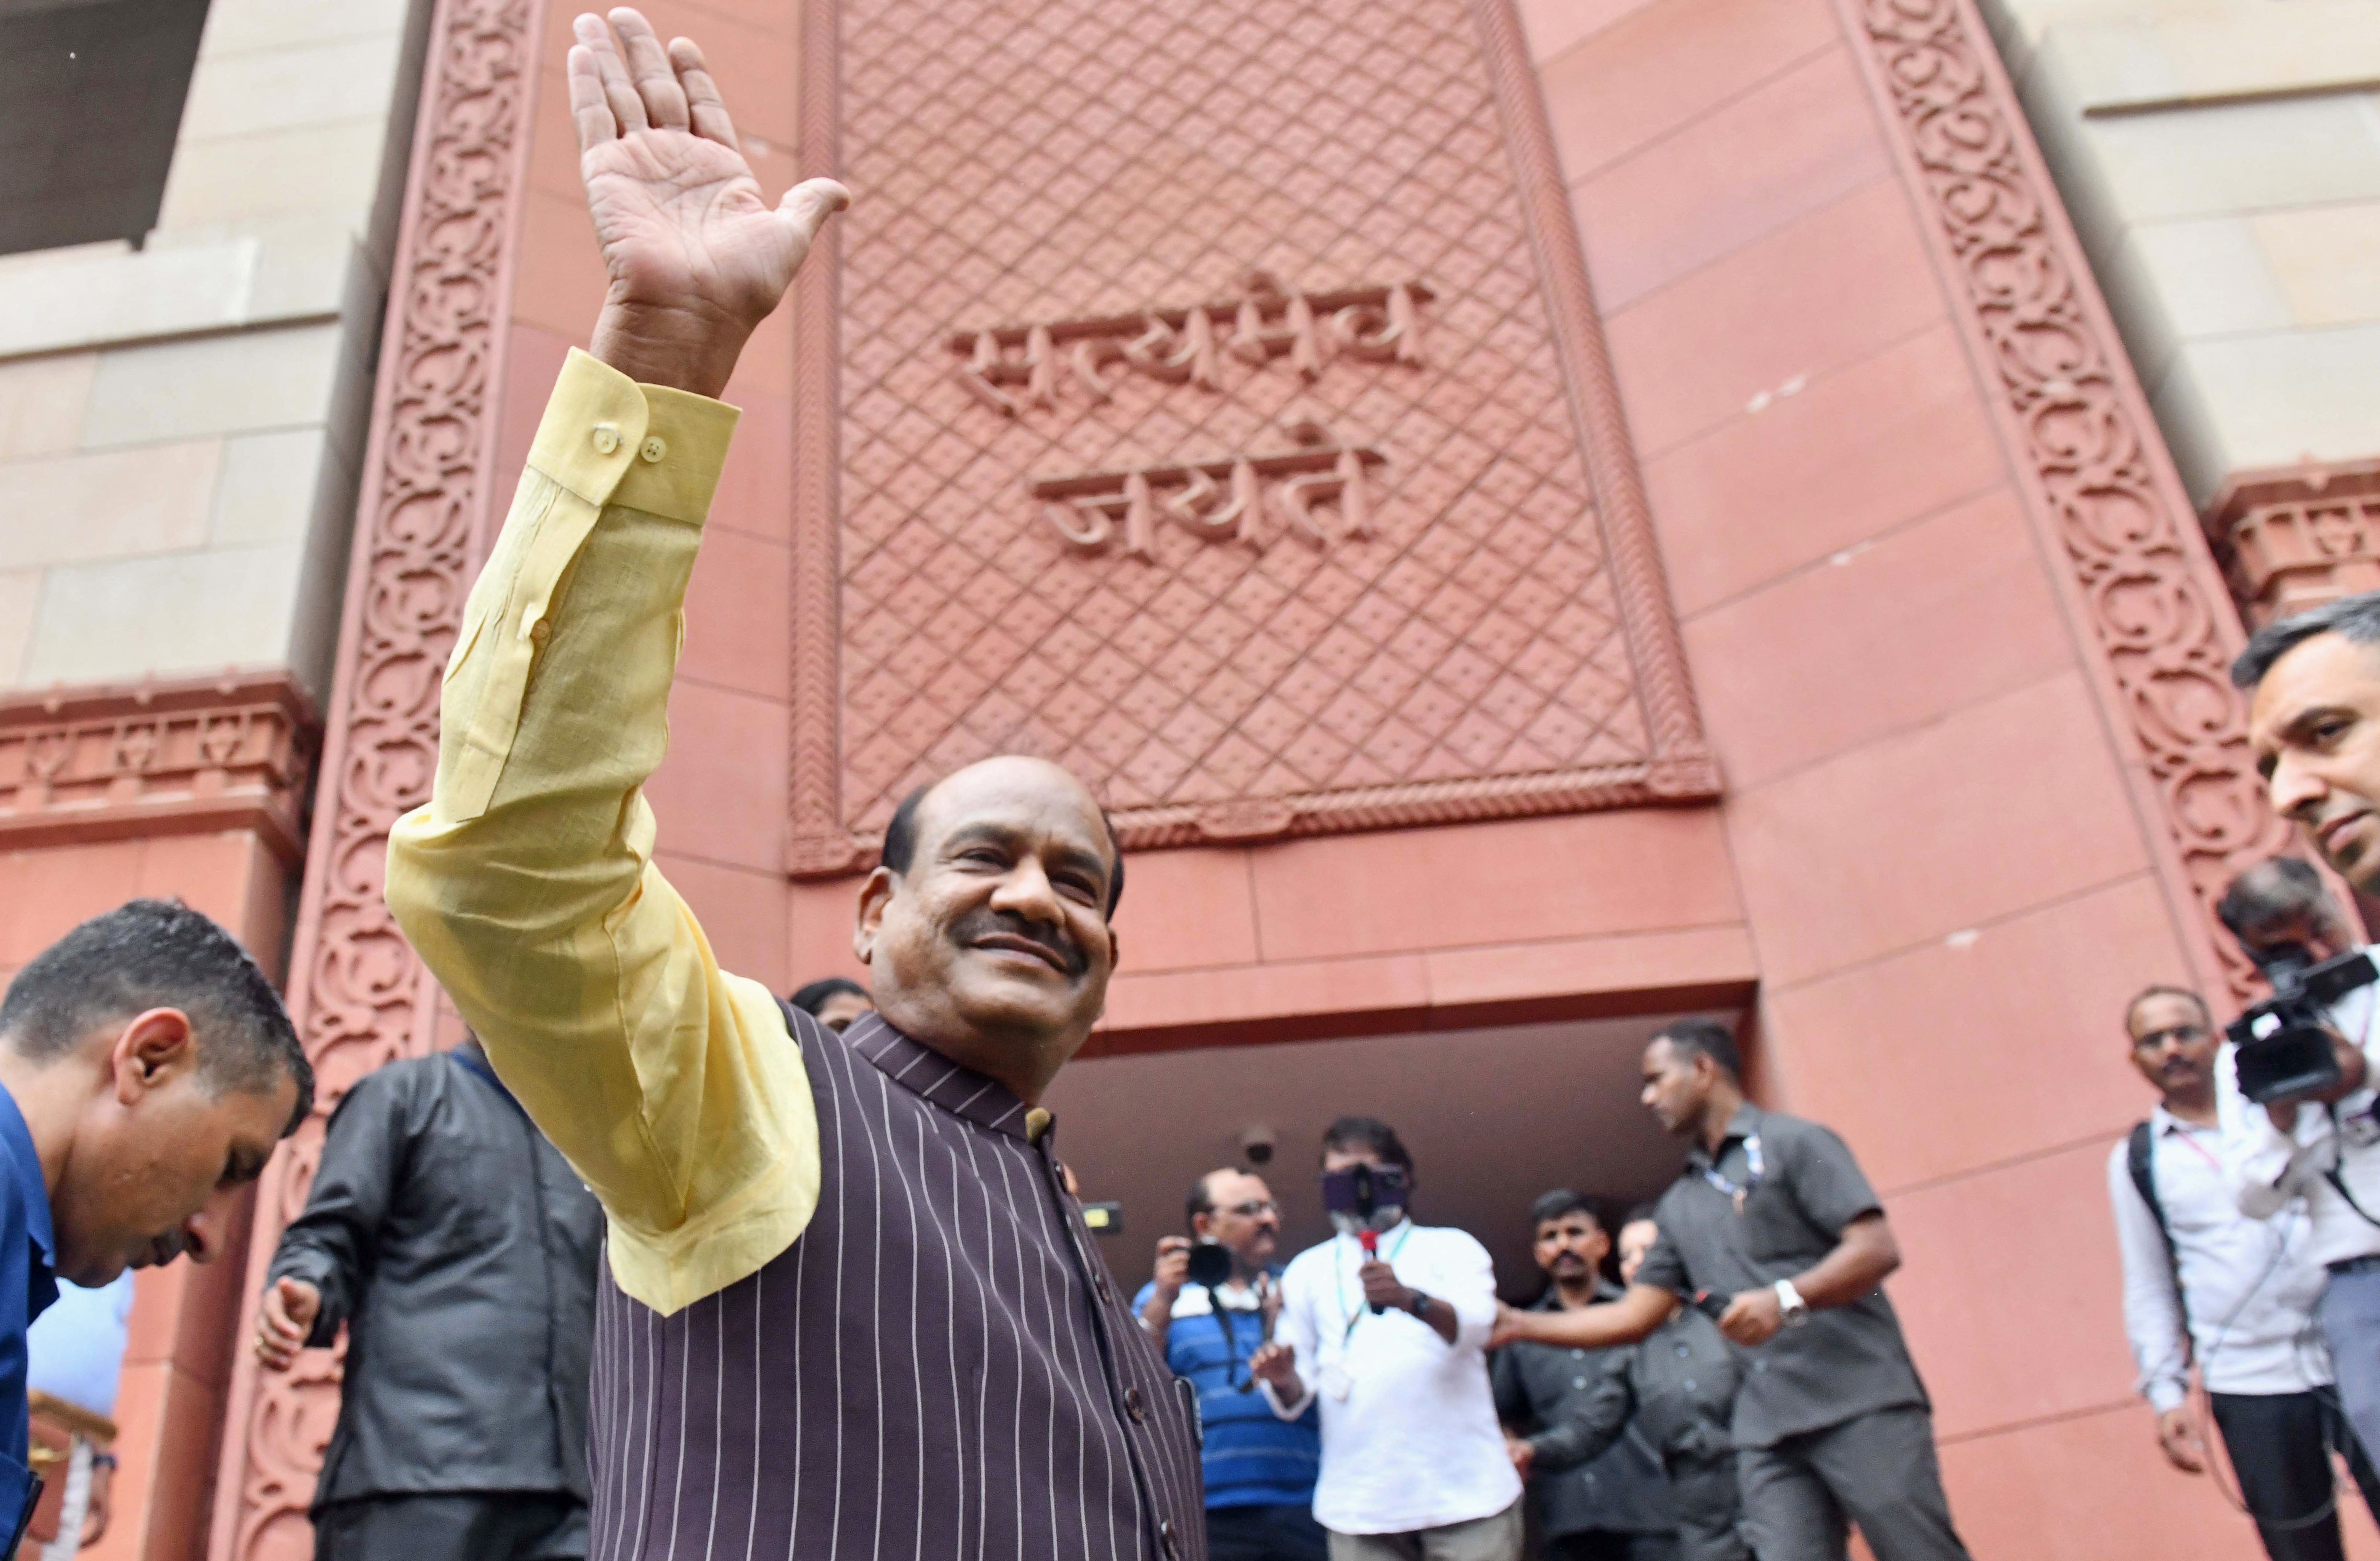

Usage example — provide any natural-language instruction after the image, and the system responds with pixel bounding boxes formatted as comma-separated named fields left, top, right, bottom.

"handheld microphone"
left=1359, top=1229, right=1386, bottom=1313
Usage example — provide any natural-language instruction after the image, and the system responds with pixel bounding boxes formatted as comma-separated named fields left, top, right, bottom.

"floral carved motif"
left=1839, top=0, right=2288, bottom=996
left=209, top=2, right=542, bottom=1558
left=788, top=0, right=1714, bottom=872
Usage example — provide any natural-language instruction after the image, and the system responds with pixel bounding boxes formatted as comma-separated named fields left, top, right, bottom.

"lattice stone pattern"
left=832, top=0, right=1654, bottom=834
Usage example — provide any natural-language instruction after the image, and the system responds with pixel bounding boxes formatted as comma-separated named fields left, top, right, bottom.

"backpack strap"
left=2128, top=1119, right=2190, bottom=1350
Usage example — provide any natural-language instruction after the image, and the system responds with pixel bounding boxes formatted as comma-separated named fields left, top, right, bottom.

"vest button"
left=1125, top=1386, right=1147, bottom=1423
left=1160, top=1519, right=1180, bottom=1558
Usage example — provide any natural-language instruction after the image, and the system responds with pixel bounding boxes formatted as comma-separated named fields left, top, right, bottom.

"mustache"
left=952, top=907, right=1089, bottom=977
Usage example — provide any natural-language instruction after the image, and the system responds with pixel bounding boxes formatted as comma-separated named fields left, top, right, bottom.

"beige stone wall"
left=0, top=0, right=430, bottom=698
left=1984, top=0, right=2380, bottom=507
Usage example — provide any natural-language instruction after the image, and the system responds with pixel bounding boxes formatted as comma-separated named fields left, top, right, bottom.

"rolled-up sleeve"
left=386, top=349, right=819, bottom=1317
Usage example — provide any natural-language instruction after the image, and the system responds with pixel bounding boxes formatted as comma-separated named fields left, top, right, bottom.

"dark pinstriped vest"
left=586, top=1008, right=1206, bottom=1561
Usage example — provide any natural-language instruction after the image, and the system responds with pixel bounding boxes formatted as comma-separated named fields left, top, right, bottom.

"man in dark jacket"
left=1493, top=1192, right=1676, bottom=1561
left=252, top=1035, right=604, bottom=1560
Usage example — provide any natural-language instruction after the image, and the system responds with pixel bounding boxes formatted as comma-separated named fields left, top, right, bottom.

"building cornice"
left=0, top=671, right=318, bottom=863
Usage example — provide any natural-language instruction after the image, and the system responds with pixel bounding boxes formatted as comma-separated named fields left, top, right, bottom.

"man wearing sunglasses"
left=2112, top=983, right=2377, bottom=1561
left=1138, top=1171, right=1323, bottom=1561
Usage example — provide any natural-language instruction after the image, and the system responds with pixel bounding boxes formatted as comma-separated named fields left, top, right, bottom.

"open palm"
left=569, top=9, right=846, bottom=391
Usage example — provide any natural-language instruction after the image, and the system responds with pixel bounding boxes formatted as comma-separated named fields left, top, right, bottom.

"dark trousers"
left=314, top=1493, right=587, bottom=1561
left=2208, top=1389, right=2380, bottom=1561
left=1208, top=1502, right=1331, bottom=1561
left=1735, top=1406, right=1970, bottom=1561
left=1666, top=1454, right=1750, bottom=1561
left=1548, top=1531, right=1679, bottom=1561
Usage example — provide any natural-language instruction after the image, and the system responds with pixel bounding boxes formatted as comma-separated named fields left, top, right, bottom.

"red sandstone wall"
left=0, top=832, right=290, bottom=1561
left=1522, top=0, right=2353, bottom=1553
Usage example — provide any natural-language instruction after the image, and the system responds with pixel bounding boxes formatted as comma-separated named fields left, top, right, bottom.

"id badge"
left=1318, top=1363, right=1354, bottom=1402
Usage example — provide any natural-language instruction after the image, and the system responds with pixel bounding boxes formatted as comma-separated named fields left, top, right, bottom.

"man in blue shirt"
left=0, top=900, right=312, bottom=1543
left=1136, top=1168, right=1323, bottom=1560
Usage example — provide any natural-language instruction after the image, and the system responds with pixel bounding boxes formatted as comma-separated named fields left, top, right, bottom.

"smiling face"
left=2250, top=631, right=2380, bottom=892
left=46, top=1009, right=294, bottom=1286
left=857, top=757, right=1119, bottom=1100
left=2125, top=991, right=2218, bottom=1107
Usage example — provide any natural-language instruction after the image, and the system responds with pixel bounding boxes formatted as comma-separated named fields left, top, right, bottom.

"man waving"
left=385, top=12, right=1203, bottom=1558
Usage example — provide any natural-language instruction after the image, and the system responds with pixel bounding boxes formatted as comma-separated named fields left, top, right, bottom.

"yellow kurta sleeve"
left=385, top=348, right=819, bottom=1317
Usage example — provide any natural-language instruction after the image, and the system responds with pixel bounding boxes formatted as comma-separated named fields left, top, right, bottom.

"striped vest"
left=586, top=1008, right=1206, bottom=1559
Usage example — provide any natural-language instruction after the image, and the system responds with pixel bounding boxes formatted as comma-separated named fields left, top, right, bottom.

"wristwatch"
left=1774, top=1279, right=1811, bottom=1328
left=1403, top=1287, right=1436, bottom=1318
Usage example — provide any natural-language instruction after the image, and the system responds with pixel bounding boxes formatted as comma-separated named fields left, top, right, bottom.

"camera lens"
left=1186, top=1240, right=1232, bottom=1288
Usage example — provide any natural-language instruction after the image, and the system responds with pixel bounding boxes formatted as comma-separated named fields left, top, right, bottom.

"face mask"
left=1320, top=1163, right=1411, bottom=1236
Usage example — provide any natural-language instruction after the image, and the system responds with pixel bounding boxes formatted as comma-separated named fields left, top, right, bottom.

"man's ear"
left=854, top=865, right=897, bottom=964
left=111, top=1008, right=198, bottom=1106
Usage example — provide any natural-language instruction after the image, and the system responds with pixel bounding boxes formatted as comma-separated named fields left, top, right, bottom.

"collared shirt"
left=385, top=349, right=817, bottom=1318
left=2218, top=967, right=2380, bottom=1269
left=1490, top=1283, right=1672, bottom=1538
left=1132, top=1276, right=1321, bottom=1509
left=1635, top=1104, right=1927, bottom=1448
left=1268, top=1224, right=1520, bottom=1534
left=384, top=353, right=1203, bottom=1559
left=2108, top=1104, right=2328, bottom=1410
left=0, top=1084, right=58, bottom=1532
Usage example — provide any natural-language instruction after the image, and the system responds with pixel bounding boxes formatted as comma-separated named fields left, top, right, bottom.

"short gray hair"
left=2215, top=856, right=2344, bottom=942
left=2233, top=591, right=2380, bottom=690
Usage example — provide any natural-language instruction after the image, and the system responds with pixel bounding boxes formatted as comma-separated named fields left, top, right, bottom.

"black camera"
left=1185, top=1239, right=1233, bottom=1289
left=2228, top=943, right=2378, bottom=1104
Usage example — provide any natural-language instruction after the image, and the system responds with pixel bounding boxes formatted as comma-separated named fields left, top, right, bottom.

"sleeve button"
left=640, top=435, right=668, bottom=463
left=529, top=618, right=552, bottom=644
left=591, top=423, right=622, bottom=455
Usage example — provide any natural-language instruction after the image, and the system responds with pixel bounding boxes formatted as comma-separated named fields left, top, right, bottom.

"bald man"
left=383, top=11, right=1201, bottom=1559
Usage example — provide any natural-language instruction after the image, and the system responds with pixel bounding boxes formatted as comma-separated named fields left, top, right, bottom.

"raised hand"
left=569, top=9, right=848, bottom=397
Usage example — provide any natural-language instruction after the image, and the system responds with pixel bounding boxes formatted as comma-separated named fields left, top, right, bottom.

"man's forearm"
left=1506, top=1285, right=1676, bottom=1349
left=1793, top=1214, right=1900, bottom=1309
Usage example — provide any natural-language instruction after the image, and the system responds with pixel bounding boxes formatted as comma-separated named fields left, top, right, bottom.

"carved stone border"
left=783, top=0, right=1718, bottom=875
left=1835, top=0, right=2289, bottom=999
left=208, top=3, right=544, bottom=1556
left=0, top=672, right=316, bottom=863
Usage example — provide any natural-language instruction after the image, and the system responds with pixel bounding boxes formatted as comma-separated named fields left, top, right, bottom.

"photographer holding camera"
left=2233, top=593, right=2380, bottom=1468
left=2111, top=980, right=2377, bottom=1561
left=1136, top=1169, right=1324, bottom=1561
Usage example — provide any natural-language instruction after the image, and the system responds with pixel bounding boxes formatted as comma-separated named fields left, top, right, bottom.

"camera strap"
left=2321, top=1105, right=2380, bottom=1231
left=2126, top=1121, right=2191, bottom=1350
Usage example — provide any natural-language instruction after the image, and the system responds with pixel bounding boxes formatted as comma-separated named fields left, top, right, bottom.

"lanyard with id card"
left=1701, top=1134, right=1763, bottom=1214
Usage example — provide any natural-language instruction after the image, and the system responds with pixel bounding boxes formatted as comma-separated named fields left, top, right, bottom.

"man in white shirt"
left=2228, top=595, right=2380, bottom=1480
left=1250, top=1117, right=1522, bottom=1560
left=2207, top=854, right=2380, bottom=1474
left=2113, top=984, right=2378, bottom=1561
